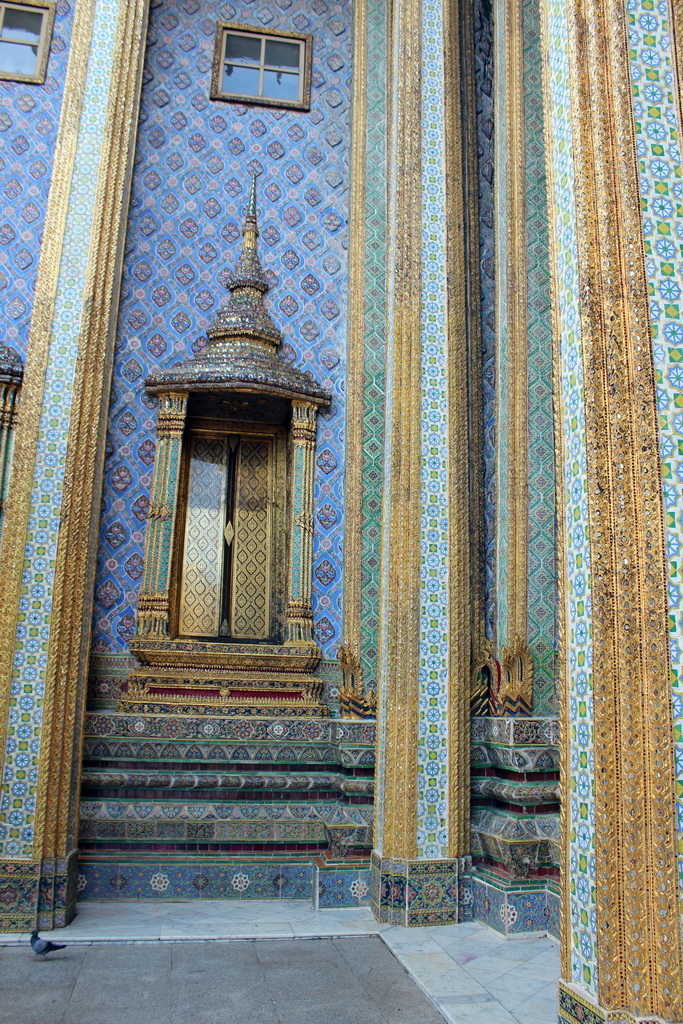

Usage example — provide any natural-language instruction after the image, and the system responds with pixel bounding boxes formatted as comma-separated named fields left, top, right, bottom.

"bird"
left=29, top=931, right=66, bottom=960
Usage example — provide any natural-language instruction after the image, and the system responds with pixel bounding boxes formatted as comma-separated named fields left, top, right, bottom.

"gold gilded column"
left=135, top=392, right=188, bottom=638
left=493, top=0, right=532, bottom=715
left=548, top=0, right=683, bottom=1017
left=0, top=0, right=149, bottom=929
left=285, top=401, right=317, bottom=646
left=371, top=0, right=473, bottom=925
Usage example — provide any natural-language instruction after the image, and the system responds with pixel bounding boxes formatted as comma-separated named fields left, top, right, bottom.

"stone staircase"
left=77, top=712, right=375, bottom=904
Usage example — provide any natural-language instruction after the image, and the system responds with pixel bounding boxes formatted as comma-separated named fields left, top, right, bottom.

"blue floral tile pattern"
left=418, top=0, right=450, bottom=860
left=0, top=0, right=74, bottom=360
left=91, top=0, right=351, bottom=660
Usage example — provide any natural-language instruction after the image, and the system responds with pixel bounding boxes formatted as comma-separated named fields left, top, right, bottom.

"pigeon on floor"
left=30, top=931, right=66, bottom=960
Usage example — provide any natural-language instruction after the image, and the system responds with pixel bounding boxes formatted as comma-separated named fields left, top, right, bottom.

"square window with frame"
left=0, top=0, right=54, bottom=84
left=211, top=23, right=312, bottom=111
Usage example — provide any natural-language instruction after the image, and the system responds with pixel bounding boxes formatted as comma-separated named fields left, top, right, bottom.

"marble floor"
left=0, top=900, right=560, bottom=1024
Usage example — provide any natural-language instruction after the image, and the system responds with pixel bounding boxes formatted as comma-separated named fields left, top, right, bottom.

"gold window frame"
left=210, top=22, right=312, bottom=111
left=0, top=0, right=55, bottom=85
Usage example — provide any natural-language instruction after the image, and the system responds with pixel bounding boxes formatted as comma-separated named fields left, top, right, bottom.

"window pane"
left=224, top=32, right=260, bottom=65
left=264, top=38, right=299, bottom=69
left=2, top=8, right=42, bottom=44
left=262, top=68, right=299, bottom=101
left=0, top=39, right=37, bottom=74
left=222, top=63, right=260, bottom=96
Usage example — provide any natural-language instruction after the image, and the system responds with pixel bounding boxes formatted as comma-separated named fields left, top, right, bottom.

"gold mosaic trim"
left=376, top=0, right=423, bottom=860
left=0, top=0, right=98, bottom=795
left=443, top=0, right=472, bottom=858
left=339, top=0, right=367, bottom=671
left=672, top=0, right=683, bottom=136
left=565, top=0, right=683, bottom=1014
left=33, top=0, right=150, bottom=859
left=538, top=0, right=571, bottom=985
left=503, top=0, right=529, bottom=666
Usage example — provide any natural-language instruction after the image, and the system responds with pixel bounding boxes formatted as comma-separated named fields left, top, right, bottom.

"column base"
left=0, top=851, right=78, bottom=931
left=370, top=851, right=473, bottom=926
left=559, top=980, right=683, bottom=1024
left=471, top=868, right=560, bottom=938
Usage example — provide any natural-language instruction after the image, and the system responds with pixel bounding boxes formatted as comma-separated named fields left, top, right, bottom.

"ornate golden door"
left=178, top=430, right=275, bottom=640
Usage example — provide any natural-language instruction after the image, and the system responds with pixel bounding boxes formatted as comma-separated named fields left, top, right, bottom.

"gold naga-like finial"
left=243, top=174, right=259, bottom=252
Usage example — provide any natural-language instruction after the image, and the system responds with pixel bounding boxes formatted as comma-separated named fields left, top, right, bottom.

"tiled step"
left=83, top=713, right=376, bottom=768
left=79, top=799, right=373, bottom=855
left=80, top=714, right=376, bottom=861
left=81, top=769, right=374, bottom=797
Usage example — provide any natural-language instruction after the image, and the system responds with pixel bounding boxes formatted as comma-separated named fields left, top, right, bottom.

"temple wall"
left=0, top=0, right=74, bottom=359
left=89, top=0, right=352, bottom=697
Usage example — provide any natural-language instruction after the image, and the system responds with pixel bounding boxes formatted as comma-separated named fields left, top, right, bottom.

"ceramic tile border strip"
left=442, top=0, right=472, bottom=862
left=419, top=0, right=450, bottom=860
left=540, top=0, right=595, bottom=993
left=564, top=0, right=683, bottom=1015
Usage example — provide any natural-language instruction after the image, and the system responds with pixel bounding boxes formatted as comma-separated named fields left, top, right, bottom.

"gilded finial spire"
left=243, top=174, right=259, bottom=252
left=206, top=174, right=282, bottom=347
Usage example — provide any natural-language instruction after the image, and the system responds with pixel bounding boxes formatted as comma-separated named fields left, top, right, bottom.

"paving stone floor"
left=0, top=901, right=560, bottom=1024
left=0, top=937, right=445, bottom=1024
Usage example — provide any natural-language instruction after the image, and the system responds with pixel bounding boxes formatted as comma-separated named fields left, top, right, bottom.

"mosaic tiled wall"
left=91, top=0, right=352, bottom=661
left=0, top=0, right=126, bottom=861
left=474, top=0, right=495, bottom=641
left=523, top=0, right=557, bottom=716
left=358, top=0, right=386, bottom=693
left=544, top=0, right=596, bottom=993
left=626, top=0, right=683, bottom=906
left=0, top=0, right=74, bottom=360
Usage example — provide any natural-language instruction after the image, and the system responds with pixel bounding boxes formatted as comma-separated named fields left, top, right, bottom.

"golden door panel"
left=230, top=437, right=272, bottom=639
left=178, top=434, right=228, bottom=637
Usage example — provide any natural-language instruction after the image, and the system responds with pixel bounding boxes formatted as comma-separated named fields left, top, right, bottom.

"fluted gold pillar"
left=370, top=0, right=474, bottom=925
left=0, top=0, right=149, bottom=929
left=543, top=0, right=683, bottom=1017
